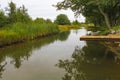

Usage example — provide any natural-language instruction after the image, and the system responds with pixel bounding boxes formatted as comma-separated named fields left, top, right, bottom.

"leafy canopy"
left=55, top=0, right=120, bottom=28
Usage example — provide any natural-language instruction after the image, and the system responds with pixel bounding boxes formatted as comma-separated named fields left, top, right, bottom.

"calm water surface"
left=0, top=28, right=120, bottom=80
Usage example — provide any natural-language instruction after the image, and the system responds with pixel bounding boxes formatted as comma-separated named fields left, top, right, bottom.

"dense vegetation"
left=55, top=0, right=120, bottom=31
left=0, top=2, right=60, bottom=46
left=0, top=22, right=59, bottom=46
left=0, top=1, right=83, bottom=47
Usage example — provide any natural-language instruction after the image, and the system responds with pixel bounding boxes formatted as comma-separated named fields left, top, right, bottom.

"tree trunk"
left=104, top=14, right=111, bottom=30
left=98, top=6, right=112, bottom=31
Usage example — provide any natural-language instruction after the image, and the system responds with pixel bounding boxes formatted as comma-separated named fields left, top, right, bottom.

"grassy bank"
left=0, top=22, right=84, bottom=47
left=59, top=25, right=80, bottom=32
left=0, top=22, right=59, bottom=46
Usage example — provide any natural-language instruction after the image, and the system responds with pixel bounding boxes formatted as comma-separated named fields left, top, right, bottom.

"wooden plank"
left=80, top=36, right=120, bottom=41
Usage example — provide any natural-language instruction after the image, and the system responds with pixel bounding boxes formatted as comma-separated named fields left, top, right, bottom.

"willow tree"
left=55, top=0, right=120, bottom=30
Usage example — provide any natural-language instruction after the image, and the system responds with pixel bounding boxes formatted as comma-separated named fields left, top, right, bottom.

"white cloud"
left=0, top=0, right=85, bottom=22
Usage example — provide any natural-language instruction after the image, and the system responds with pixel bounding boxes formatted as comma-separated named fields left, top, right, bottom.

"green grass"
left=0, top=22, right=59, bottom=46
left=58, top=25, right=81, bottom=32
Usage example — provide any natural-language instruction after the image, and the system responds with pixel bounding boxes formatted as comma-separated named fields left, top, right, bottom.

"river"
left=0, top=28, right=120, bottom=80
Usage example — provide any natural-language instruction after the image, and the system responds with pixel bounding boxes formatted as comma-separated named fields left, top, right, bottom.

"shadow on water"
left=0, top=31, right=70, bottom=78
left=57, top=41, right=120, bottom=80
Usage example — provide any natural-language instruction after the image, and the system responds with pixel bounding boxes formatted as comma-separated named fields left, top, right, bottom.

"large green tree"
left=55, top=0, right=120, bottom=30
left=54, top=14, right=70, bottom=25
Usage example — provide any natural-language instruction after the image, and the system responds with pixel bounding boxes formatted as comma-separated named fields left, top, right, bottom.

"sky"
left=0, top=0, right=85, bottom=22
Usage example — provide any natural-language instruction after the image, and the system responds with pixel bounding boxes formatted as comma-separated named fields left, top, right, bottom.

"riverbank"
left=0, top=23, right=82, bottom=47
left=86, top=25, right=120, bottom=35
left=82, top=26, right=120, bottom=41
left=0, top=22, right=59, bottom=47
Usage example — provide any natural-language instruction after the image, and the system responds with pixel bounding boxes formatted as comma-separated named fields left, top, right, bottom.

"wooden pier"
left=80, top=36, right=120, bottom=41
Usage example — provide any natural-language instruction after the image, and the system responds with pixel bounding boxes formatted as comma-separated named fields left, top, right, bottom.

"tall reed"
left=0, top=22, right=59, bottom=46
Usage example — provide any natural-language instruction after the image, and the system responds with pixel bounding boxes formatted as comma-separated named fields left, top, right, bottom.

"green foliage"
left=112, top=26, right=120, bottom=30
left=54, top=14, right=70, bottom=25
left=34, top=18, right=46, bottom=24
left=72, top=20, right=80, bottom=25
left=16, top=5, right=32, bottom=23
left=0, top=1, right=32, bottom=28
left=7, top=1, right=17, bottom=23
left=0, top=22, right=59, bottom=46
left=0, top=11, right=7, bottom=28
left=55, top=0, right=120, bottom=29
left=46, top=19, right=52, bottom=23
left=34, top=18, right=53, bottom=24
left=7, top=1, right=32, bottom=24
left=0, top=1, right=61, bottom=46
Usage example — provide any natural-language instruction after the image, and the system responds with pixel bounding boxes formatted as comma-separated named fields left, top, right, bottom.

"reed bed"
left=0, top=22, right=59, bottom=46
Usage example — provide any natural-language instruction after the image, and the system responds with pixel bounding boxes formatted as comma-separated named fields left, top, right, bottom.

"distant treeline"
left=0, top=1, right=82, bottom=28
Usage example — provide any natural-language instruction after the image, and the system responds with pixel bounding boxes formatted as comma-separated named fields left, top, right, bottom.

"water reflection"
left=0, top=62, right=7, bottom=78
left=0, top=31, right=70, bottom=78
left=57, top=41, right=120, bottom=80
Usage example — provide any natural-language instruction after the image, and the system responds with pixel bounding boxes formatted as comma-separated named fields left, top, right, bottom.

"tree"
left=55, top=0, right=120, bottom=30
left=7, top=1, right=17, bottom=23
left=7, top=2, right=32, bottom=23
left=16, top=5, right=32, bottom=23
left=54, top=14, right=70, bottom=25
left=0, top=11, right=7, bottom=28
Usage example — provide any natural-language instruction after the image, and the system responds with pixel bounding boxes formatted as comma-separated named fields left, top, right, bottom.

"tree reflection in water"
left=57, top=41, right=120, bottom=80
left=0, top=31, right=70, bottom=79
left=0, top=62, right=7, bottom=78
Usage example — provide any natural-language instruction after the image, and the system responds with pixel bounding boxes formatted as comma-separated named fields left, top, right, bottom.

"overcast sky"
left=0, top=0, right=85, bottom=22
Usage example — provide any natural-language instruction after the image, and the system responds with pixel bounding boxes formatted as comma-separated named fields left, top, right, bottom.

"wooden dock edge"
left=80, top=36, right=120, bottom=41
